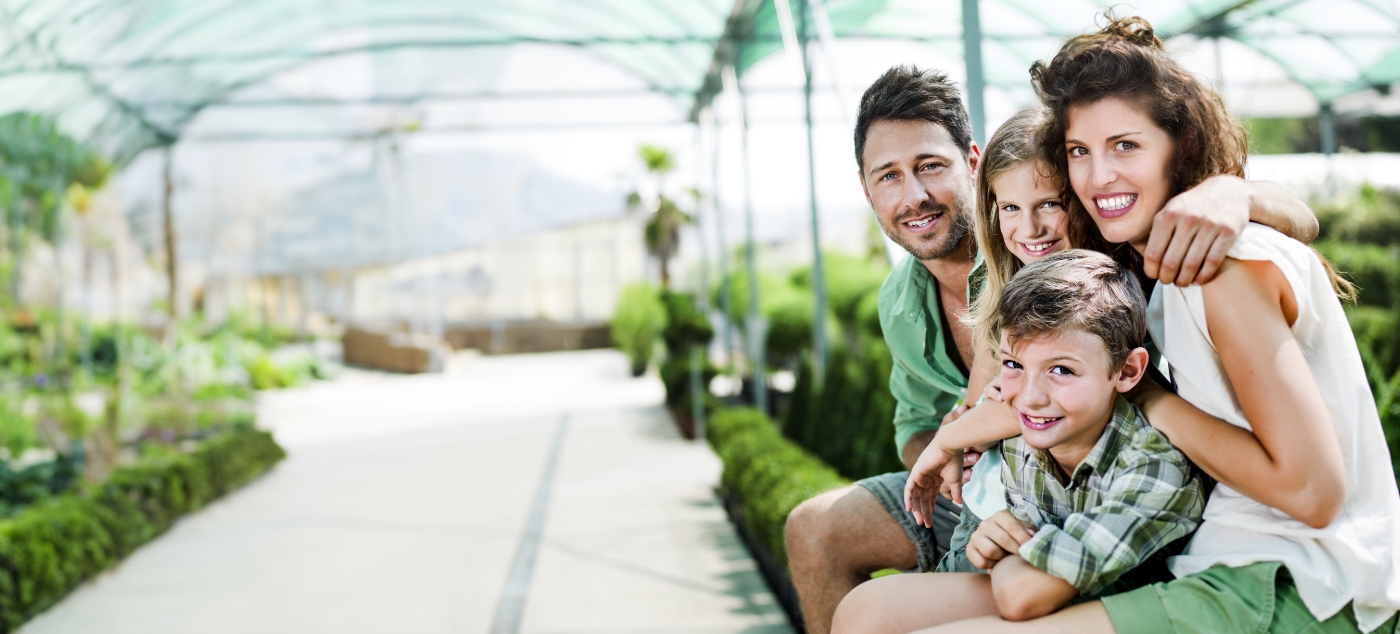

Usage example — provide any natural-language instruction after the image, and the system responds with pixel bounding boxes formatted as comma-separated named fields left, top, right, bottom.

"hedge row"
left=707, top=407, right=847, bottom=565
left=0, top=428, right=285, bottom=631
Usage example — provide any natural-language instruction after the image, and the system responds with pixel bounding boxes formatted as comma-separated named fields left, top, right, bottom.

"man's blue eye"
left=881, top=172, right=896, bottom=181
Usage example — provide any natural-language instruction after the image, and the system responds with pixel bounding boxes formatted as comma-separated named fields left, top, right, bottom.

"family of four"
left=782, top=16, right=1400, bottom=634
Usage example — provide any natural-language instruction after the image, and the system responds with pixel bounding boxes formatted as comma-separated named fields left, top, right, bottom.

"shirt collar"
left=1030, top=396, right=1138, bottom=488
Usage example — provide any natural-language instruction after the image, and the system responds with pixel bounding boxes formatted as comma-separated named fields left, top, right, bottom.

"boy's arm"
left=1015, top=430, right=1206, bottom=596
left=990, top=555, right=1078, bottom=622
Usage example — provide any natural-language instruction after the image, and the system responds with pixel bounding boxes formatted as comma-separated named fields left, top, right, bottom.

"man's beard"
left=880, top=198, right=972, bottom=262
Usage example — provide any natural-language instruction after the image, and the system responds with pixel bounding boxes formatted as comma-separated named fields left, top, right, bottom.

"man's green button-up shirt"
left=877, top=252, right=985, bottom=455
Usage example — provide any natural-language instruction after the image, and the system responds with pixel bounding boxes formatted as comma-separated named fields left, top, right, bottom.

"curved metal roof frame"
left=0, top=0, right=738, bottom=163
left=692, top=0, right=1400, bottom=121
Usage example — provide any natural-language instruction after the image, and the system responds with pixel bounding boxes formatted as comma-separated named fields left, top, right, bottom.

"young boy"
left=891, top=250, right=1207, bottom=623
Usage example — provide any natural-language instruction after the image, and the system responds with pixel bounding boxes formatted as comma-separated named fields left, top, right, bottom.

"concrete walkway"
left=19, top=350, right=791, bottom=634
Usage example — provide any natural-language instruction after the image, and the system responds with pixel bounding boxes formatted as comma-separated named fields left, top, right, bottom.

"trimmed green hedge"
left=0, top=428, right=285, bottom=631
left=782, top=341, right=905, bottom=481
left=707, top=407, right=847, bottom=565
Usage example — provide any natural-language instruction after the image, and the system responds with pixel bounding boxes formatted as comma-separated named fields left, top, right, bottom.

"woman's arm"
left=1138, top=258, right=1345, bottom=528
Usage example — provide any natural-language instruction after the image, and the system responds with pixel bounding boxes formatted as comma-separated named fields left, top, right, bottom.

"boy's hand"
left=904, top=440, right=962, bottom=527
left=967, top=511, right=1036, bottom=570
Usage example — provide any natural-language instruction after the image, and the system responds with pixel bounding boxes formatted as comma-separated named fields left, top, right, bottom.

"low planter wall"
left=0, top=428, right=286, bottom=631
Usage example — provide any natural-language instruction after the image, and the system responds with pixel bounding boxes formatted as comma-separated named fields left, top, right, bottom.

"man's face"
left=859, top=119, right=978, bottom=261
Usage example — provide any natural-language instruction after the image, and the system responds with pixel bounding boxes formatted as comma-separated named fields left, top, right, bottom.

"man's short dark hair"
left=854, top=65, right=974, bottom=169
left=996, top=249, right=1147, bottom=373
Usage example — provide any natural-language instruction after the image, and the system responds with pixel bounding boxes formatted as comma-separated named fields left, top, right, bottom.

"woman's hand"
left=967, top=511, right=1036, bottom=570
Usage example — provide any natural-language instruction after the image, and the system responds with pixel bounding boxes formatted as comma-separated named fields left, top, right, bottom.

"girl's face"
left=1064, top=97, right=1176, bottom=251
left=992, top=162, right=1069, bottom=264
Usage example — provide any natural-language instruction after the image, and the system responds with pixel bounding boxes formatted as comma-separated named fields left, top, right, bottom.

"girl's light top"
left=1149, top=223, right=1400, bottom=632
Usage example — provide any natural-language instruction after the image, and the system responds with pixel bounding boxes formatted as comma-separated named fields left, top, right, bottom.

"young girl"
left=931, top=105, right=1074, bottom=573
left=892, top=15, right=1400, bottom=634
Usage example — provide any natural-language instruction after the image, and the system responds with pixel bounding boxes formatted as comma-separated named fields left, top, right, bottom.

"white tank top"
left=1149, top=223, right=1400, bottom=631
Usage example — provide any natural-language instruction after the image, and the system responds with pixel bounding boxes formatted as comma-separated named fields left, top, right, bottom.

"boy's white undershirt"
left=961, top=444, right=1006, bottom=519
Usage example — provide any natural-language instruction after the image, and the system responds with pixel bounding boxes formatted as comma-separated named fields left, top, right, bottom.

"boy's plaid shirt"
left=1002, top=396, right=1207, bottom=595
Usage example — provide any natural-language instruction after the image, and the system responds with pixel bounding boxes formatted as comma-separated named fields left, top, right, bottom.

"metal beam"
left=961, top=0, right=986, bottom=146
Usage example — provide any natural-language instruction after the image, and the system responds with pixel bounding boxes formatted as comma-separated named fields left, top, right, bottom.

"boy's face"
left=998, top=328, right=1147, bottom=471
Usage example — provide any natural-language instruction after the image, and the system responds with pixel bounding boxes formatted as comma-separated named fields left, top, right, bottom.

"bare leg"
left=786, top=484, right=920, bottom=634
left=913, top=600, right=1116, bottom=634
left=831, top=573, right=998, bottom=634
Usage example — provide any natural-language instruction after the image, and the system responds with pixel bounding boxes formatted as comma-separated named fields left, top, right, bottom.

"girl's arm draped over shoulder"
left=1137, top=258, right=1345, bottom=529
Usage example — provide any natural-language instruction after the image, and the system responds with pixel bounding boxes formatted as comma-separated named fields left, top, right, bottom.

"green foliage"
left=611, top=283, right=667, bottom=373
left=791, top=251, right=889, bottom=332
left=712, top=268, right=820, bottom=366
left=0, top=113, right=111, bottom=244
left=0, top=428, right=283, bottom=631
left=706, top=407, right=847, bottom=564
left=1315, top=183, right=1400, bottom=248
left=782, top=340, right=904, bottom=481
left=0, top=453, right=81, bottom=518
left=659, top=291, right=713, bottom=356
left=637, top=144, right=675, bottom=175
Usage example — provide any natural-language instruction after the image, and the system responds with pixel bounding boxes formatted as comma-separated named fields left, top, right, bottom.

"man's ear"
left=966, top=143, right=981, bottom=180
left=1114, top=347, right=1150, bottom=393
left=857, top=168, right=874, bottom=208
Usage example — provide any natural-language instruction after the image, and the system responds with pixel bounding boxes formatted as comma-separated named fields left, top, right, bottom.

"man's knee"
left=785, top=488, right=842, bottom=563
left=786, top=484, right=899, bottom=565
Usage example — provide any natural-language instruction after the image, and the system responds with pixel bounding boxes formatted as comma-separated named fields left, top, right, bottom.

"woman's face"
left=992, top=162, right=1069, bottom=264
left=1064, top=97, right=1176, bottom=251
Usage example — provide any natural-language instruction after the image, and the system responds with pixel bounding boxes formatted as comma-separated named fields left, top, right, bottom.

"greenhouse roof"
left=1, top=0, right=1398, bottom=165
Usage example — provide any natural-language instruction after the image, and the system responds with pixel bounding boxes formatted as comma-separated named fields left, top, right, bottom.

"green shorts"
left=1101, top=561, right=1399, bottom=634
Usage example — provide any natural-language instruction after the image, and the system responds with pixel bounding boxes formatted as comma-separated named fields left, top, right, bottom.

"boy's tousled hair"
left=855, top=65, right=972, bottom=169
left=996, top=249, right=1145, bottom=373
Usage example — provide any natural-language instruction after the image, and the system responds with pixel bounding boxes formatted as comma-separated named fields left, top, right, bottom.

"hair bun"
left=1099, top=14, right=1163, bottom=50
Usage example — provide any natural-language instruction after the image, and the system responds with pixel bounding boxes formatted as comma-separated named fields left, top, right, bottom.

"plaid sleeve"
left=1016, top=427, right=1206, bottom=595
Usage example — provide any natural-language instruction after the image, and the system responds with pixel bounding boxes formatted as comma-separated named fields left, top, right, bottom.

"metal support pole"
left=797, top=0, right=829, bottom=384
left=725, top=64, right=767, bottom=416
left=1320, top=102, right=1336, bottom=156
left=961, top=0, right=986, bottom=146
left=691, top=124, right=714, bottom=439
left=707, top=108, right=734, bottom=369
left=162, top=145, right=179, bottom=321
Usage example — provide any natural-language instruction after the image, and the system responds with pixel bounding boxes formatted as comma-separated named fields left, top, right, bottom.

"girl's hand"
left=904, top=440, right=965, bottom=527
left=1145, top=174, right=1250, bottom=286
left=967, top=511, right=1036, bottom=570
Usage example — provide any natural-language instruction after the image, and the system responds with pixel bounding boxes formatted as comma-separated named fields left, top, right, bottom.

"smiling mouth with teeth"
left=905, top=214, right=938, bottom=229
left=1020, top=240, right=1059, bottom=255
left=1096, top=194, right=1137, bottom=211
left=1021, top=412, right=1065, bottom=431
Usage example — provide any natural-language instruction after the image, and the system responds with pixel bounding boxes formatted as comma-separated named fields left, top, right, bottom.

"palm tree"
left=629, top=145, right=691, bottom=289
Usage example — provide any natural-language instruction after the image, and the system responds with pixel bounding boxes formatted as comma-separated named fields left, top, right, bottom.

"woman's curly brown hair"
left=1030, top=14, right=1354, bottom=299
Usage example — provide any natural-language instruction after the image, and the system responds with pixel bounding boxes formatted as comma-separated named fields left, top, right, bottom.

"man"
left=782, top=64, right=1319, bottom=634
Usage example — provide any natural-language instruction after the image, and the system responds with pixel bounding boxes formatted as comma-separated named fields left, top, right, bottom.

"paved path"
left=20, top=350, right=791, bottom=634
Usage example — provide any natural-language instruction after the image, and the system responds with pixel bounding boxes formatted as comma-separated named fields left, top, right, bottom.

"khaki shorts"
left=856, top=471, right=961, bottom=572
left=1102, top=562, right=1399, bottom=634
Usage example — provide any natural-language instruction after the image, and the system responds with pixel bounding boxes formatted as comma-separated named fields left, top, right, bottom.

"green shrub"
left=782, top=340, right=904, bottom=481
left=1316, top=183, right=1400, bottom=247
left=706, top=407, right=847, bottom=564
left=659, top=355, right=718, bottom=409
left=1317, top=240, right=1400, bottom=309
left=791, top=251, right=889, bottom=333
left=659, top=291, right=713, bottom=356
left=0, top=428, right=284, bottom=630
left=611, top=284, right=668, bottom=375
left=855, top=290, right=883, bottom=339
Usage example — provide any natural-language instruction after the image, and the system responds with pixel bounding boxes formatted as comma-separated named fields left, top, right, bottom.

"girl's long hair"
left=1030, top=14, right=1354, bottom=299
